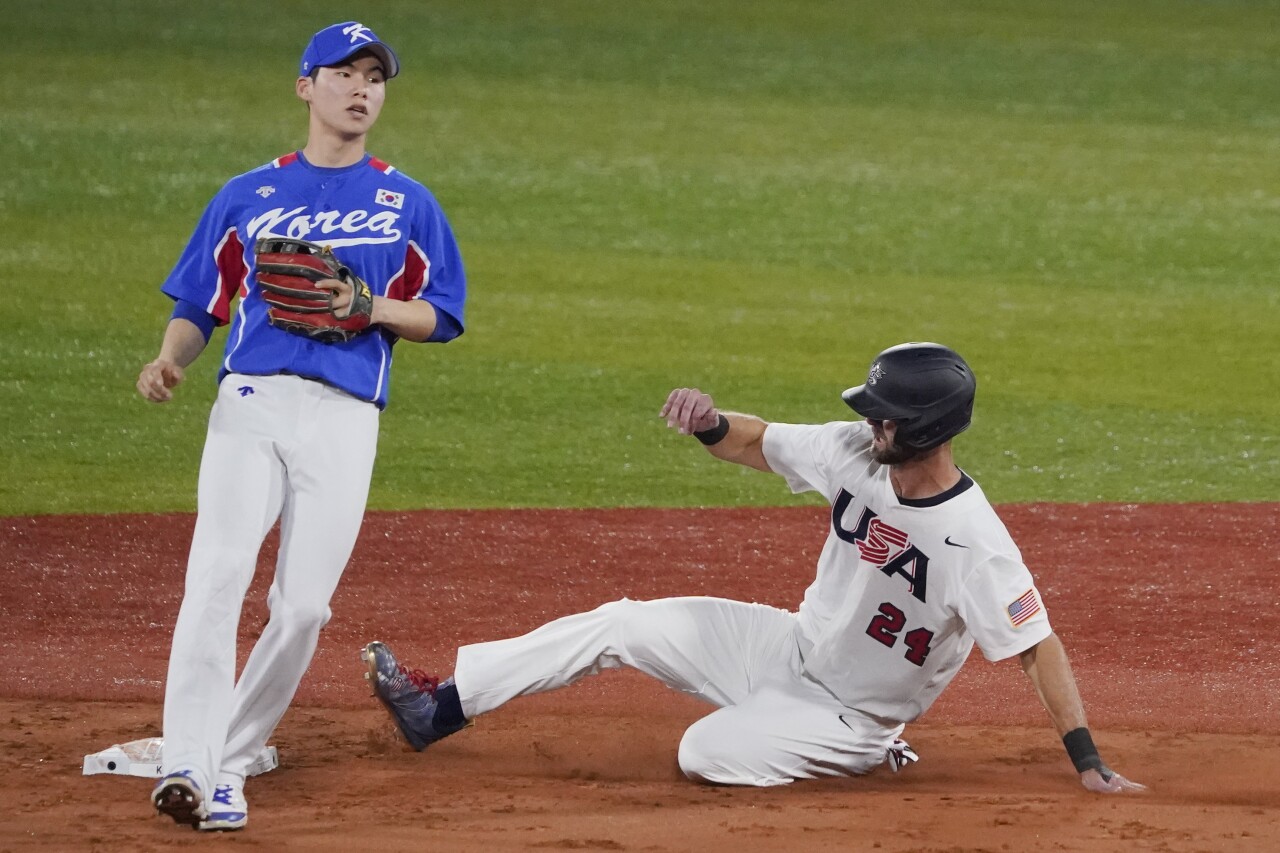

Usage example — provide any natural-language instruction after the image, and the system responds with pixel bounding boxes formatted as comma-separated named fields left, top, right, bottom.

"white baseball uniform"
left=453, top=420, right=1052, bottom=785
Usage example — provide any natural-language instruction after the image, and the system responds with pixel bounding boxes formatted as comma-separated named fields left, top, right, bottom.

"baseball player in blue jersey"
left=360, top=344, right=1144, bottom=795
left=137, top=21, right=466, bottom=831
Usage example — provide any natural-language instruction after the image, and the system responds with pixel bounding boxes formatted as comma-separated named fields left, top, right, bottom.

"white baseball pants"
left=454, top=597, right=905, bottom=786
left=161, top=373, right=378, bottom=795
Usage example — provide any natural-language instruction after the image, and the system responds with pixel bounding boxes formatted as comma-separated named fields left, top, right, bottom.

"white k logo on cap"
left=344, top=23, right=374, bottom=44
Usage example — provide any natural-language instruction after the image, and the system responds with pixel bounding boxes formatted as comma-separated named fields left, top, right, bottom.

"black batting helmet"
left=842, top=342, right=976, bottom=451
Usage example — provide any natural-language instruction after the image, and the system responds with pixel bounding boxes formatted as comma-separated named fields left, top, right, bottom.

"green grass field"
left=2, top=0, right=1276, bottom=514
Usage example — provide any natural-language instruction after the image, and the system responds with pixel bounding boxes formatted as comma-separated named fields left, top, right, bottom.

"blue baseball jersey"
left=162, top=151, right=466, bottom=409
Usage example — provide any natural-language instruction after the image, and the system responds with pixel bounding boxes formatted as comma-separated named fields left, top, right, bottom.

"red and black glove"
left=254, top=237, right=374, bottom=344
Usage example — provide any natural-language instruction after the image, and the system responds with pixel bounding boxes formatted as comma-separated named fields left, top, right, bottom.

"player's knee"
left=678, top=718, right=743, bottom=785
left=593, top=598, right=646, bottom=648
left=266, top=589, right=332, bottom=632
left=184, top=547, right=256, bottom=596
left=594, top=597, right=638, bottom=628
left=597, top=598, right=692, bottom=655
left=678, top=716, right=793, bottom=787
left=676, top=723, right=713, bottom=782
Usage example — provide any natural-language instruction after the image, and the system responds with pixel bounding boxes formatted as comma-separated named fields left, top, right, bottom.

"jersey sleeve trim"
left=426, top=308, right=462, bottom=343
left=206, top=226, right=247, bottom=324
left=170, top=299, right=217, bottom=341
left=385, top=240, right=430, bottom=300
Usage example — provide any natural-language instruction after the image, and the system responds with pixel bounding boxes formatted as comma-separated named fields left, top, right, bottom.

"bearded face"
left=868, top=419, right=920, bottom=465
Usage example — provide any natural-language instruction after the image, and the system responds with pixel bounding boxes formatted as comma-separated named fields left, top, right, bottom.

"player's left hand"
left=1080, top=766, right=1147, bottom=794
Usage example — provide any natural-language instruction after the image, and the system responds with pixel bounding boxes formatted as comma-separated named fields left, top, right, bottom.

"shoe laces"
left=398, top=664, right=439, bottom=695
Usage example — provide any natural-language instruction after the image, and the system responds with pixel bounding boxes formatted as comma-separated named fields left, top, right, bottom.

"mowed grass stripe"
left=1, top=0, right=1276, bottom=513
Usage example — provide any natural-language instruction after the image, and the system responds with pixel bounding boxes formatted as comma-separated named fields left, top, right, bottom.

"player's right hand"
left=661, top=387, right=720, bottom=435
left=137, top=359, right=185, bottom=403
left=1080, top=766, right=1147, bottom=794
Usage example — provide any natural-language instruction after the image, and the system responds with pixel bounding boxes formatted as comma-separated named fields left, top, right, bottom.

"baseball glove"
left=254, top=237, right=374, bottom=344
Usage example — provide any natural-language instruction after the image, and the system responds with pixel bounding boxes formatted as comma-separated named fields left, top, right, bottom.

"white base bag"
left=82, top=737, right=278, bottom=778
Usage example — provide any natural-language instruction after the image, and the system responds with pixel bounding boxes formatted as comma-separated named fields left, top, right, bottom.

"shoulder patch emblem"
left=1007, top=588, right=1042, bottom=627
left=376, top=188, right=404, bottom=209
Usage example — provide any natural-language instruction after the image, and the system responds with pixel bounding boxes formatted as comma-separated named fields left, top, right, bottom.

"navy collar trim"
left=897, top=471, right=975, bottom=507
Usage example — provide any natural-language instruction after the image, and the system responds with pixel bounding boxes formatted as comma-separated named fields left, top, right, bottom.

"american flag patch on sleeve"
left=1006, top=588, right=1042, bottom=627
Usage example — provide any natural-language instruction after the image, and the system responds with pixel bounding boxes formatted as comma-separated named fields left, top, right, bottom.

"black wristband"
left=694, top=414, right=730, bottom=446
left=1062, top=727, right=1104, bottom=773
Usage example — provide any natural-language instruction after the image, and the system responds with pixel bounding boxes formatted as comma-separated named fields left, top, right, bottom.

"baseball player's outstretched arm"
left=661, top=388, right=772, bottom=472
left=1019, top=632, right=1147, bottom=794
left=137, top=318, right=209, bottom=403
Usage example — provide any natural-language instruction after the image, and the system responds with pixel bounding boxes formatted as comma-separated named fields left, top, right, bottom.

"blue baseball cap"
left=300, top=21, right=400, bottom=79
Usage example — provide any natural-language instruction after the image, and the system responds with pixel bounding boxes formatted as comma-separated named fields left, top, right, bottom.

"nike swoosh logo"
left=944, top=536, right=968, bottom=549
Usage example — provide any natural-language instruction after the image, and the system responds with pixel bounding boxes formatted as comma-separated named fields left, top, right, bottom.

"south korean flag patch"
left=376, top=188, right=405, bottom=210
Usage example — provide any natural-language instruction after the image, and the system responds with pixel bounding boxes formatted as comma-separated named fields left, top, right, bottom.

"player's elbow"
left=1018, top=631, right=1063, bottom=673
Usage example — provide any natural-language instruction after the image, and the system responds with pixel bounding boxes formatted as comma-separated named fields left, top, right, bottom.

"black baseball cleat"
left=361, top=641, right=470, bottom=751
left=152, top=770, right=207, bottom=827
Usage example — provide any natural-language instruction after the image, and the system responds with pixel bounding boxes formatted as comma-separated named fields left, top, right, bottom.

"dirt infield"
left=2, top=503, right=1278, bottom=851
